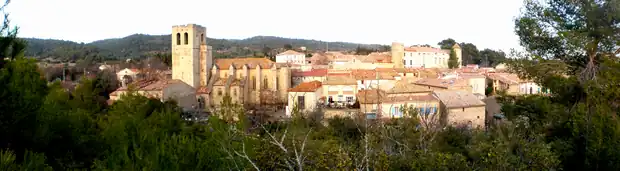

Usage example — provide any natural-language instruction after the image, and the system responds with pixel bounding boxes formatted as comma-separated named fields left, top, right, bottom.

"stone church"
left=171, top=24, right=291, bottom=109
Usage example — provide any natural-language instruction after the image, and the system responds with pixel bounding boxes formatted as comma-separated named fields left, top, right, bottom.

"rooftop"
left=277, top=50, right=305, bottom=56
left=415, top=78, right=469, bottom=88
left=487, top=73, right=523, bottom=84
left=323, top=76, right=357, bottom=85
left=215, top=57, right=275, bottom=70
left=388, top=80, right=431, bottom=94
left=433, top=90, right=486, bottom=108
left=404, top=46, right=450, bottom=54
left=292, top=69, right=328, bottom=77
left=288, top=81, right=322, bottom=92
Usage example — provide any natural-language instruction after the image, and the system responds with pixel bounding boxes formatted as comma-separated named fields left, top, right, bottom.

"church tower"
left=171, top=24, right=213, bottom=88
left=391, top=42, right=405, bottom=68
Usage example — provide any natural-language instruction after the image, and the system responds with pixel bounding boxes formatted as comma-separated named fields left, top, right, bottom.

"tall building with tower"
left=171, top=24, right=213, bottom=88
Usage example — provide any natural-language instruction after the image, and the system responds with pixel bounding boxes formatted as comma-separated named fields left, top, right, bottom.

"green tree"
left=448, top=48, right=459, bottom=69
left=283, top=44, right=293, bottom=50
left=437, top=38, right=456, bottom=50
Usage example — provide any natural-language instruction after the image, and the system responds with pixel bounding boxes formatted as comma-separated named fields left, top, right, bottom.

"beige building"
left=287, top=81, right=323, bottom=114
left=433, top=90, right=486, bottom=128
left=322, top=76, right=358, bottom=107
left=116, top=68, right=142, bottom=87
left=276, top=50, right=306, bottom=65
left=414, top=77, right=472, bottom=92
left=440, top=72, right=487, bottom=97
left=391, top=42, right=462, bottom=69
left=109, top=79, right=197, bottom=110
left=292, top=69, right=327, bottom=86
left=357, top=81, right=440, bottom=119
left=206, top=58, right=291, bottom=107
left=487, top=73, right=544, bottom=95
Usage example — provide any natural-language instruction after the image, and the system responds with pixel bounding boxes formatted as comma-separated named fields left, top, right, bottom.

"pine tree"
left=448, top=48, right=459, bottom=69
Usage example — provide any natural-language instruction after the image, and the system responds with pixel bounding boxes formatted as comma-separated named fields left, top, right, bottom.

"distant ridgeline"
left=22, top=34, right=382, bottom=61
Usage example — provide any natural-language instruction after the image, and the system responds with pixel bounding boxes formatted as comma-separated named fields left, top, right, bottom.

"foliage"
left=439, top=38, right=505, bottom=67
left=25, top=35, right=383, bottom=60
left=448, top=48, right=460, bottom=69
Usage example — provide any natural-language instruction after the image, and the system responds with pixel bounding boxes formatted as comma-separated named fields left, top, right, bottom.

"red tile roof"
left=292, top=69, right=328, bottom=77
left=404, top=46, right=449, bottom=54
left=277, top=50, right=305, bottom=56
left=288, top=81, right=322, bottom=92
left=215, top=58, right=275, bottom=70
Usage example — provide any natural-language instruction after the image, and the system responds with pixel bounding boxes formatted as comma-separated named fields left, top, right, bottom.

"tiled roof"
left=215, top=58, right=275, bottom=70
left=323, top=76, right=357, bottom=85
left=196, top=86, right=210, bottom=94
left=292, top=69, right=328, bottom=77
left=352, top=69, right=399, bottom=80
left=140, top=79, right=184, bottom=91
left=110, top=78, right=184, bottom=95
left=357, top=89, right=387, bottom=104
left=288, top=81, right=322, bottom=92
left=487, top=73, right=522, bottom=84
left=364, top=52, right=392, bottom=63
left=277, top=50, right=304, bottom=56
left=433, top=90, right=485, bottom=108
left=388, top=80, right=431, bottom=94
left=414, top=78, right=469, bottom=89
left=357, top=89, right=436, bottom=104
left=404, top=46, right=450, bottom=54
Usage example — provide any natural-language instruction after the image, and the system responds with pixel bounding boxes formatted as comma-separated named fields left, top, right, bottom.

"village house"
left=116, top=68, right=142, bottom=87
left=291, top=69, right=327, bottom=86
left=414, top=77, right=472, bottom=93
left=486, top=73, right=544, bottom=95
left=357, top=80, right=440, bottom=119
left=440, top=72, right=487, bottom=97
left=276, top=50, right=306, bottom=65
left=322, top=76, right=358, bottom=107
left=433, top=90, right=486, bottom=128
left=109, top=79, right=197, bottom=111
left=287, top=81, right=323, bottom=115
left=391, top=42, right=462, bottom=69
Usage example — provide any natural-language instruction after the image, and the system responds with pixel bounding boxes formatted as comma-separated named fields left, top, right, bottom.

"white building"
left=276, top=50, right=306, bottom=65
left=403, top=46, right=451, bottom=68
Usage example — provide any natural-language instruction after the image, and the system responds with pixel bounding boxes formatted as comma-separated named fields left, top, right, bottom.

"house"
left=276, top=50, right=306, bottom=65
left=414, top=77, right=471, bottom=92
left=322, top=76, right=358, bottom=107
left=116, top=68, right=142, bottom=87
left=433, top=90, right=486, bottom=128
left=287, top=81, right=323, bottom=115
left=486, top=73, right=544, bottom=95
left=441, top=72, right=487, bottom=97
left=353, top=69, right=400, bottom=90
left=292, top=69, right=327, bottom=86
left=357, top=81, right=440, bottom=119
left=109, top=79, right=197, bottom=111
left=391, top=43, right=462, bottom=69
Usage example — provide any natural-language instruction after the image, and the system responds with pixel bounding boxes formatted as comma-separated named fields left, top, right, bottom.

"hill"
left=22, top=34, right=384, bottom=61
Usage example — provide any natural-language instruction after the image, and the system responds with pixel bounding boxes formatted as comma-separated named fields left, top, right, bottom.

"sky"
left=8, top=0, right=524, bottom=52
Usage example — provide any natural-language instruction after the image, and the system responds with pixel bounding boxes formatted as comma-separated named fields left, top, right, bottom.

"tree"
left=261, top=46, right=272, bottom=57
left=283, top=44, right=293, bottom=50
left=448, top=48, right=459, bottom=69
left=355, top=46, right=375, bottom=55
left=437, top=38, right=456, bottom=50
left=506, top=0, right=620, bottom=170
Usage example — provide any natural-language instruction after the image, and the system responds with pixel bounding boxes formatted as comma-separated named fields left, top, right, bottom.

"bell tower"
left=171, top=24, right=212, bottom=88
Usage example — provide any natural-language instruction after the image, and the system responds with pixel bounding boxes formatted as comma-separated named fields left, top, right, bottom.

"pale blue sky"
left=8, top=0, right=524, bottom=52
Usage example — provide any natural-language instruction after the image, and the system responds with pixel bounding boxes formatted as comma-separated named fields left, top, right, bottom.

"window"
left=200, top=33, right=204, bottom=43
left=276, top=77, right=279, bottom=90
left=197, top=97, right=205, bottom=109
left=263, top=78, right=268, bottom=89
left=403, top=59, right=406, bottom=65
left=297, top=96, right=305, bottom=109
left=338, top=95, right=343, bottom=102
left=462, top=108, right=465, bottom=112
left=251, top=76, right=256, bottom=90
left=218, top=89, right=222, bottom=96
left=346, top=96, right=354, bottom=103
left=410, top=60, right=413, bottom=65
left=184, top=32, right=189, bottom=45
left=392, top=106, right=402, bottom=117
left=529, top=87, right=533, bottom=94
left=233, top=88, right=237, bottom=96
left=176, top=33, right=181, bottom=45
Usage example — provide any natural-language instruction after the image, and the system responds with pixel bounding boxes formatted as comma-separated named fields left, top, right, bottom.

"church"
left=111, top=24, right=291, bottom=111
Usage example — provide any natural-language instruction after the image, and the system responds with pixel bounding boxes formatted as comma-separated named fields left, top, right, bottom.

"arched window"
left=184, top=32, right=189, bottom=45
left=263, top=78, right=268, bottom=89
left=201, top=33, right=204, bottom=43
left=176, top=33, right=181, bottom=45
